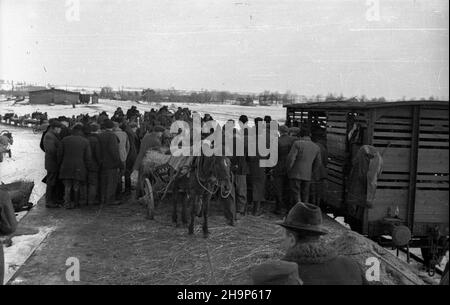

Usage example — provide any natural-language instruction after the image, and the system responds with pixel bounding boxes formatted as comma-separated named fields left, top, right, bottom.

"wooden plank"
left=407, top=106, right=419, bottom=230
left=374, top=131, right=412, bottom=138
left=420, top=119, right=449, bottom=126
left=380, top=148, right=411, bottom=172
left=419, top=133, right=449, bottom=140
left=379, top=173, right=410, bottom=180
left=376, top=118, right=412, bottom=125
left=374, top=124, right=412, bottom=131
left=327, top=117, right=347, bottom=122
left=416, top=182, right=449, bottom=189
left=373, top=139, right=411, bottom=147
left=417, top=174, right=449, bottom=182
left=327, top=175, right=343, bottom=185
left=417, top=149, right=449, bottom=173
left=327, top=121, right=347, bottom=128
left=414, top=190, right=449, bottom=223
left=420, top=109, right=450, bottom=119
left=419, top=125, right=449, bottom=132
left=327, top=127, right=347, bottom=134
left=376, top=107, right=412, bottom=119
left=327, top=164, right=344, bottom=173
left=377, top=181, right=410, bottom=187
left=418, top=141, right=449, bottom=148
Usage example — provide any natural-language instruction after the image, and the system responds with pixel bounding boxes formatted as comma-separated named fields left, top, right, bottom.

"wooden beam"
left=406, top=106, right=420, bottom=231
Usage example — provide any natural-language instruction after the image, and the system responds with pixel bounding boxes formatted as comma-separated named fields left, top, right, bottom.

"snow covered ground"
left=0, top=125, right=51, bottom=284
left=0, top=99, right=286, bottom=126
left=0, top=125, right=45, bottom=204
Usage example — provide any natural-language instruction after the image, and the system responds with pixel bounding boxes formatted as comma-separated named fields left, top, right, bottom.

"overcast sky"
left=1, top=0, right=448, bottom=99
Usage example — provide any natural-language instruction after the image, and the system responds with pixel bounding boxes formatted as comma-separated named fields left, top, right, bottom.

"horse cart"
left=137, top=149, right=193, bottom=220
left=284, top=100, right=449, bottom=274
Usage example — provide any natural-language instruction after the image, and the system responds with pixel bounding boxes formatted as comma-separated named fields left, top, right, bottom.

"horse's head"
left=196, top=155, right=232, bottom=185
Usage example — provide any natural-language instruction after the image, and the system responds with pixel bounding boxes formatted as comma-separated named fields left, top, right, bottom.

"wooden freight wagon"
left=284, top=100, right=449, bottom=269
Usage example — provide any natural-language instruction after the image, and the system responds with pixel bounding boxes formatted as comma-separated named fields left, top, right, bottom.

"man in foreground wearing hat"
left=278, top=202, right=366, bottom=285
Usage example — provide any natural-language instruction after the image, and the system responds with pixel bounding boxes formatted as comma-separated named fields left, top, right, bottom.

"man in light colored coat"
left=286, top=128, right=322, bottom=205
left=113, top=121, right=130, bottom=197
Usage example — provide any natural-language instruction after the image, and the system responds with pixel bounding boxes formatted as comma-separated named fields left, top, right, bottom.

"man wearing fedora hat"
left=278, top=202, right=366, bottom=285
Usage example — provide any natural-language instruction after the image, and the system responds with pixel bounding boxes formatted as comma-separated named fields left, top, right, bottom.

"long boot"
left=64, top=186, right=74, bottom=209
left=88, top=185, right=99, bottom=205
left=45, top=185, right=58, bottom=208
left=73, top=188, right=80, bottom=209
left=79, top=184, right=87, bottom=206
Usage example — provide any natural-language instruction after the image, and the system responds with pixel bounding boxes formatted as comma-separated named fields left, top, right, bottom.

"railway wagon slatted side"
left=369, top=107, right=413, bottom=235
left=414, top=108, right=449, bottom=236
left=326, top=111, right=347, bottom=209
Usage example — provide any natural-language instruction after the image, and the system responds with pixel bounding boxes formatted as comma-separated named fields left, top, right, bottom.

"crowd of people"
left=35, top=105, right=328, bottom=216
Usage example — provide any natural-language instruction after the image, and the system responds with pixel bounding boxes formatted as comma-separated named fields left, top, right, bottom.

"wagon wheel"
left=144, top=178, right=155, bottom=220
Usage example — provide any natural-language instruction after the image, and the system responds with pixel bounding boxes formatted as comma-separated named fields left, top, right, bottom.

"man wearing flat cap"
left=278, top=202, right=366, bottom=285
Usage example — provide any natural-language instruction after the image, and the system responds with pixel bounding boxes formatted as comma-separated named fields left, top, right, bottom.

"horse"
left=171, top=155, right=233, bottom=238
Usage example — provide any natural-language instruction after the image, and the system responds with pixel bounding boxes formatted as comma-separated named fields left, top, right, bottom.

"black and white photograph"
left=0, top=0, right=448, bottom=290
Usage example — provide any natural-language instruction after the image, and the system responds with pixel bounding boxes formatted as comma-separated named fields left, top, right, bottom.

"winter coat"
left=347, top=145, right=383, bottom=209
left=43, top=130, right=61, bottom=172
left=57, top=135, right=92, bottom=182
left=230, top=133, right=249, bottom=176
left=283, top=242, right=366, bottom=285
left=114, top=128, right=130, bottom=163
left=287, top=137, right=322, bottom=181
left=273, top=134, right=296, bottom=176
left=86, top=134, right=102, bottom=172
left=313, top=142, right=328, bottom=180
left=98, top=130, right=122, bottom=170
left=124, top=128, right=140, bottom=171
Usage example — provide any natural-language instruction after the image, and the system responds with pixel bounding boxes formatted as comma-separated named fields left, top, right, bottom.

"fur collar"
left=283, top=242, right=338, bottom=264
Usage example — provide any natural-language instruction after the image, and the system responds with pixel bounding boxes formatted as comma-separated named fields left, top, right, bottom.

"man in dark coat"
left=247, top=117, right=265, bottom=216
left=278, top=202, right=366, bottom=285
left=231, top=142, right=249, bottom=217
left=98, top=119, right=122, bottom=205
left=57, top=124, right=92, bottom=209
left=84, top=123, right=102, bottom=205
left=272, top=125, right=296, bottom=214
left=286, top=128, right=322, bottom=205
left=43, top=120, right=62, bottom=208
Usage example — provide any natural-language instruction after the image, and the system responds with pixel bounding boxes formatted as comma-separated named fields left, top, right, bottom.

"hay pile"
left=74, top=200, right=285, bottom=285
left=18, top=194, right=424, bottom=285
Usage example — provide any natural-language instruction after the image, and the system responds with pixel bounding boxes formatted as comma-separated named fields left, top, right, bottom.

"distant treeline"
left=98, top=86, right=297, bottom=105
left=0, top=86, right=441, bottom=105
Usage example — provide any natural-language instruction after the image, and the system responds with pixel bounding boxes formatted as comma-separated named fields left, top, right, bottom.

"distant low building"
left=29, top=88, right=80, bottom=105
left=92, top=92, right=99, bottom=104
